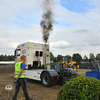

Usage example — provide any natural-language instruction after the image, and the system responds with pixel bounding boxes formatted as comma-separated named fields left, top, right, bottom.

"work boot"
left=30, top=97, right=34, bottom=100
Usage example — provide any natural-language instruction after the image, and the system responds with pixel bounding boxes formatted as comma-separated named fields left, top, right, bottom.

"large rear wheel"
left=41, top=73, right=51, bottom=87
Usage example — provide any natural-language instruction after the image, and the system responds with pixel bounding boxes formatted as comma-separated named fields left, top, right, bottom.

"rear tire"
left=41, top=73, right=51, bottom=87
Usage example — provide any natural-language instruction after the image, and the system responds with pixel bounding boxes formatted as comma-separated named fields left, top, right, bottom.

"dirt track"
left=0, top=73, right=62, bottom=100
left=0, top=66, right=62, bottom=100
left=0, top=66, right=90, bottom=100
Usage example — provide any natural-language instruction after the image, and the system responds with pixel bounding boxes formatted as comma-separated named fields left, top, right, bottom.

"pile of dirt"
left=0, top=65, right=14, bottom=73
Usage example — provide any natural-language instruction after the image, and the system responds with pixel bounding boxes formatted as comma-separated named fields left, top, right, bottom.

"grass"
left=0, top=87, right=24, bottom=100
left=77, top=69, right=91, bottom=76
left=0, top=65, right=14, bottom=73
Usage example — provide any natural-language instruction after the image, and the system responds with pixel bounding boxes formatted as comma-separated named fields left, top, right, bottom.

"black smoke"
left=40, top=0, right=55, bottom=43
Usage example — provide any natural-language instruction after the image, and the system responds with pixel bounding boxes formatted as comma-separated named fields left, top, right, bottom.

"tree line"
left=0, top=55, right=15, bottom=61
left=0, top=52, right=99, bottom=63
left=50, top=52, right=100, bottom=63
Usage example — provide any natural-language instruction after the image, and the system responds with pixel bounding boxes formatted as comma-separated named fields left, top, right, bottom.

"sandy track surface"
left=0, top=66, right=89, bottom=100
left=0, top=73, right=62, bottom=100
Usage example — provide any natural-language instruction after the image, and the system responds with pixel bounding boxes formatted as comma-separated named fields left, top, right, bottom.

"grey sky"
left=0, top=0, right=100, bottom=58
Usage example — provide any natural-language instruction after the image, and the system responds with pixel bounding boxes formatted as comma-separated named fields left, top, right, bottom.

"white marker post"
left=5, top=85, right=12, bottom=100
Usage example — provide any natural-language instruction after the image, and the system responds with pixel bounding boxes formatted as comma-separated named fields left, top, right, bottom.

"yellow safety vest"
left=15, top=61, right=26, bottom=78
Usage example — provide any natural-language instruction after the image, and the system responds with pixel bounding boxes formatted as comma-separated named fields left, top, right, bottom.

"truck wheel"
left=41, top=73, right=51, bottom=87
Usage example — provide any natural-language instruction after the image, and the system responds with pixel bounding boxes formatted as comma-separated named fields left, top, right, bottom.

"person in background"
left=12, top=55, right=33, bottom=100
left=91, top=59, right=99, bottom=70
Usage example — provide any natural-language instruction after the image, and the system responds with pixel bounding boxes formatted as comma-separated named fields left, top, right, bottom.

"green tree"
left=0, top=54, right=4, bottom=61
left=57, top=55, right=62, bottom=62
left=2, top=55, right=9, bottom=61
left=0, top=54, right=15, bottom=61
left=72, top=53, right=82, bottom=63
left=89, top=53, right=95, bottom=61
left=96, top=54, right=100, bottom=61
left=50, top=52, right=55, bottom=62
left=83, top=55, right=89, bottom=62
left=54, top=57, right=57, bottom=62
left=8, top=55, right=15, bottom=61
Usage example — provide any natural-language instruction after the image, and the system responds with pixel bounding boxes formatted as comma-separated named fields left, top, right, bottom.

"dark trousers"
left=12, top=78, right=30, bottom=100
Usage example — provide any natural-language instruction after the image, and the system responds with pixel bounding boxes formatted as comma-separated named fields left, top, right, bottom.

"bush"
left=57, top=76, right=100, bottom=100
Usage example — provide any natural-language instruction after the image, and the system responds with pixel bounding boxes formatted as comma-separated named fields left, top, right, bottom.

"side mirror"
left=40, top=51, right=43, bottom=57
left=35, top=51, right=39, bottom=56
left=14, top=50, right=17, bottom=57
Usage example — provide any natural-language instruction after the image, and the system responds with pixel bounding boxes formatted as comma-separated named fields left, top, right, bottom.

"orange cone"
left=23, top=92, right=25, bottom=99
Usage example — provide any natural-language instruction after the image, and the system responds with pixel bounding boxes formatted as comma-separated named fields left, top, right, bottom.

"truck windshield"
left=15, top=49, right=21, bottom=57
left=67, top=57, right=71, bottom=63
left=63, top=56, right=67, bottom=61
left=63, top=56, right=71, bottom=63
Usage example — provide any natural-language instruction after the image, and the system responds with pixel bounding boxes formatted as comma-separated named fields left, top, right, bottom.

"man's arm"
left=13, top=69, right=24, bottom=84
left=14, top=71, right=15, bottom=78
left=18, top=68, right=24, bottom=78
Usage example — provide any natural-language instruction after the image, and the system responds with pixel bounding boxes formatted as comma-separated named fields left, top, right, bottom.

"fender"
left=40, top=69, right=59, bottom=80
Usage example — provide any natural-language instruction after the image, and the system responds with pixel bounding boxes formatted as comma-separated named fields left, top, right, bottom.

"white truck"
left=14, top=42, right=59, bottom=87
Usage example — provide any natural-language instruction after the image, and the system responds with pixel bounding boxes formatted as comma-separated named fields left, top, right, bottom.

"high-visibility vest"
left=15, top=61, right=26, bottom=78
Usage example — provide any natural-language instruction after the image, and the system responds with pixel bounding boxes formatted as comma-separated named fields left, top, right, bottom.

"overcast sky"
left=0, top=0, right=100, bottom=58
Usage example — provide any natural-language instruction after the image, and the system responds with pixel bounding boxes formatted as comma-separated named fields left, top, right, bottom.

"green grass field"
left=77, top=69, right=91, bottom=76
left=0, top=87, right=23, bottom=100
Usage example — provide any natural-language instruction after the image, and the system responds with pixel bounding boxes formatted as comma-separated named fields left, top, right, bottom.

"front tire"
left=41, top=73, right=51, bottom=87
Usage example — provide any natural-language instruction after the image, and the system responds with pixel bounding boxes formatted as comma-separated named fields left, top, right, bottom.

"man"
left=91, top=59, right=99, bottom=70
left=12, top=55, right=33, bottom=100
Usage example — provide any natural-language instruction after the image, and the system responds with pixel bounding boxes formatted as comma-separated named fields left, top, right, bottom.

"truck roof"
left=17, top=42, right=49, bottom=48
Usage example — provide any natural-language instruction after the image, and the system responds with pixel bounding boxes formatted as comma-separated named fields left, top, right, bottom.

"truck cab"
left=14, top=42, right=50, bottom=69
